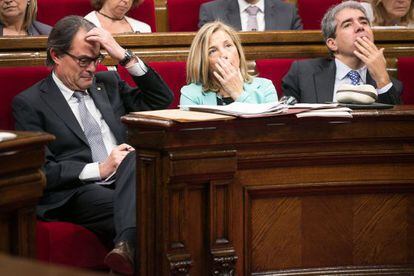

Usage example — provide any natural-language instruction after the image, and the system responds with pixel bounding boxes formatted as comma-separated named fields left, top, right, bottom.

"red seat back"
left=128, top=0, right=157, bottom=32
left=255, top=58, right=296, bottom=98
left=397, top=57, right=414, bottom=104
left=167, top=0, right=212, bottom=31
left=37, top=0, right=156, bottom=31
left=117, top=62, right=186, bottom=109
left=37, top=0, right=92, bottom=26
left=0, top=66, right=51, bottom=130
left=296, top=0, right=342, bottom=29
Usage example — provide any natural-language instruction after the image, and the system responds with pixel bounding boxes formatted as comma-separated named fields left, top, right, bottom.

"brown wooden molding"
left=1, top=30, right=414, bottom=66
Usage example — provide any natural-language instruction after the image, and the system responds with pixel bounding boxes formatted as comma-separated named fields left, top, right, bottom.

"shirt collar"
left=335, top=58, right=367, bottom=82
left=238, top=0, right=264, bottom=13
left=52, top=71, right=88, bottom=102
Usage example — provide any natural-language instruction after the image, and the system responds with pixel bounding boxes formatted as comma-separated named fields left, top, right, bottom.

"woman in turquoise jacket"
left=180, top=21, right=278, bottom=106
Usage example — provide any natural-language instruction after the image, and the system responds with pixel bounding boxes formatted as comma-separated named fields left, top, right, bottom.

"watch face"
left=120, top=49, right=134, bottom=66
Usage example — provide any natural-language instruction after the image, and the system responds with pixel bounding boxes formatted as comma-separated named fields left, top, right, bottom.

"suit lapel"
left=226, top=0, right=242, bottom=30
left=40, top=75, right=88, bottom=145
left=88, top=79, right=123, bottom=143
left=314, top=59, right=336, bottom=103
left=264, top=0, right=277, bottom=30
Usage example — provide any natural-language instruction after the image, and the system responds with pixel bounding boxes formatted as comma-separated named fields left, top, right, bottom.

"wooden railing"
left=0, top=30, right=413, bottom=68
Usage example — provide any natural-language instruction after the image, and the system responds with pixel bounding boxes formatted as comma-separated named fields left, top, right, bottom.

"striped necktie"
left=73, top=91, right=108, bottom=162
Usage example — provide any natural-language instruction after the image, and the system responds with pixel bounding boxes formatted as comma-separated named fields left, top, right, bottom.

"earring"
left=27, top=0, right=30, bottom=6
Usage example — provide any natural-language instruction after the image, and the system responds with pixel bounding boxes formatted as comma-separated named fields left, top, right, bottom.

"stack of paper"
left=180, top=102, right=286, bottom=117
left=296, top=107, right=353, bottom=118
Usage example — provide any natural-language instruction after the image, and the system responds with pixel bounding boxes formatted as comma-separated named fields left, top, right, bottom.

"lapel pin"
left=97, top=87, right=102, bottom=91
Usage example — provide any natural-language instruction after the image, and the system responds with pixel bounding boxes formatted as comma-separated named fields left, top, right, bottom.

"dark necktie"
left=347, top=70, right=361, bottom=85
left=73, top=91, right=108, bottom=162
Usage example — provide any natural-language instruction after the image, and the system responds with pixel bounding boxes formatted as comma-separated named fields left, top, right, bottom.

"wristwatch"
left=119, top=49, right=135, bottom=66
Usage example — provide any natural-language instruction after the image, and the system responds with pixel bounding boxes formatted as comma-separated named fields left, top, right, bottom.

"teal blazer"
left=180, top=77, right=278, bottom=105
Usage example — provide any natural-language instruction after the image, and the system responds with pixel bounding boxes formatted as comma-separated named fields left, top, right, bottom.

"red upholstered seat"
left=37, top=0, right=156, bottom=31
left=167, top=0, right=212, bottom=31
left=296, top=0, right=342, bottom=29
left=397, top=57, right=414, bottom=104
left=36, top=221, right=109, bottom=269
left=0, top=66, right=51, bottom=130
left=255, top=58, right=296, bottom=98
left=117, top=61, right=187, bottom=109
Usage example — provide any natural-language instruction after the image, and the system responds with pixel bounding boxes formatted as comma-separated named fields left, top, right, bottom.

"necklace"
left=97, top=11, right=125, bottom=21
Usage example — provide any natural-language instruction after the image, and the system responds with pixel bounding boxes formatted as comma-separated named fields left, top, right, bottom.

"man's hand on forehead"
left=85, top=27, right=125, bottom=61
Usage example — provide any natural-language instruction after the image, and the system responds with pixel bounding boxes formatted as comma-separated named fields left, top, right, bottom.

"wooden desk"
left=123, top=106, right=414, bottom=275
left=0, top=253, right=104, bottom=275
left=0, top=131, right=54, bottom=258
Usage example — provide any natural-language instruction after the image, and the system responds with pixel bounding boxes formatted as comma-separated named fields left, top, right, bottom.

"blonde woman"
left=361, top=0, right=414, bottom=27
left=180, top=21, right=277, bottom=106
left=0, top=0, right=51, bottom=36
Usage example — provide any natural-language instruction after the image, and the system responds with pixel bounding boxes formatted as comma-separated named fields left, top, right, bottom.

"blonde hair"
left=372, top=0, right=414, bottom=26
left=0, top=0, right=38, bottom=32
left=186, top=21, right=252, bottom=92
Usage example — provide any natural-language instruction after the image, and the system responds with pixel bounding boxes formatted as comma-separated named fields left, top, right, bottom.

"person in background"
left=0, top=0, right=51, bottom=36
left=85, top=0, right=151, bottom=34
left=361, top=0, right=414, bottom=27
left=13, top=16, right=172, bottom=275
left=180, top=21, right=278, bottom=106
left=199, top=0, right=302, bottom=31
left=282, top=1, right=402, bottom=104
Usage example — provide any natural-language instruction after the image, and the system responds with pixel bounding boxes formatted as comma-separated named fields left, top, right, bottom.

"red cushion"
left=255, top=58, right=296, bottom=98
left=117, top=61, right=186, bottom=109
left=36, top=221, right=109, bottom=269
left=397, top=57, right=414, bottom=104
left=37, top=0, right=156, bottom=31
left=37, top=0, right=92, bottom=26
left=297, top=0, right=342, bottom=29
left=167, top=0, right=212, bottom=31
left=0, top=66, right=51, bottom=130
left=128, top=0, right=157, bottom=32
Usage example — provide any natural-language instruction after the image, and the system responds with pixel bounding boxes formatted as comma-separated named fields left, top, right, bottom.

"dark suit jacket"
left=198, top=0, right=303, bottom=30
left=0, top=20, right=52, bottom=36
left=12, top=68, right=173, bottom=218
left=282, top=58, right=402, bottom=104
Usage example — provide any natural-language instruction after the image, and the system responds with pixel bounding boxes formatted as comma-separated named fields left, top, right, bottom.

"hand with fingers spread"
left=213, top=57, right=244, bottom=99
left=353, top=36, right=391, bottom=88
left=85, top=27, right=130, bottom=63
left=99, top=143, right=135, bottom=179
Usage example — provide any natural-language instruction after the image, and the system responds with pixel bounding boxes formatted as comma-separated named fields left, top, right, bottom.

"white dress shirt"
left=53, top=59, right=147, bottom=181
left=238, top=0, right=265, bottom=31
left=333, top=58, right=392, bottom=102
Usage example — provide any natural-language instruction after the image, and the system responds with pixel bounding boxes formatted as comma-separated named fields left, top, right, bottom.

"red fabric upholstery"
left=255, top=58, right=296, bottom=98
left=36, top=221, right=109, bottom=269
left=397, top=57, right=414, bottom=104
left=167, top=0, right=212, bottom=31
left=296, top=0, right=342, bottom=29
left=0, top=66, right=51, bottom=130
left=37, top=0, right=92, bottom=26
left=129, top=0, right=157, bottom=32
left=117, top=61, right=186, bottom=108
left=37, top=0, right=156, bottom=31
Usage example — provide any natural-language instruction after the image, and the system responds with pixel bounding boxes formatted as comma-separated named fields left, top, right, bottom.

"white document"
left=296, top=107, right=353, bottom=118
left=0, top=132, right=17, bottom=142
left=180, top=102, right=285, bottom=116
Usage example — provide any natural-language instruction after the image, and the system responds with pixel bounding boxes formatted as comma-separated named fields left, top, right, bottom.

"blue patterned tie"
left=73, top=91, right=108, bottom=162
left=347, top=70, right=361, bottom=85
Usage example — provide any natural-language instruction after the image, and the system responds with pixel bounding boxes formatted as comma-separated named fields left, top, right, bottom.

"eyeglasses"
left=64, top=51, right=105, bottom=67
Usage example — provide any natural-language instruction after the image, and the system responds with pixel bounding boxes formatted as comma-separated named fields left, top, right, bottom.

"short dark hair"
left=46, top=16, right=96, bottom=66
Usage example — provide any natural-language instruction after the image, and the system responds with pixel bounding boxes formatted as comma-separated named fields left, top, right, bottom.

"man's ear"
left=326, top=37, right=337, bottom=52
left=50, top=49, right=61, bottom=65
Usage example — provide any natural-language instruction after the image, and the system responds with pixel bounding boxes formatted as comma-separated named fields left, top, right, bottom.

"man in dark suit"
left=198, top=0, right=303, bottom=31
left=282, top=1, right=402, bottom=104
left=12, top=16, right=173, bottom=275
